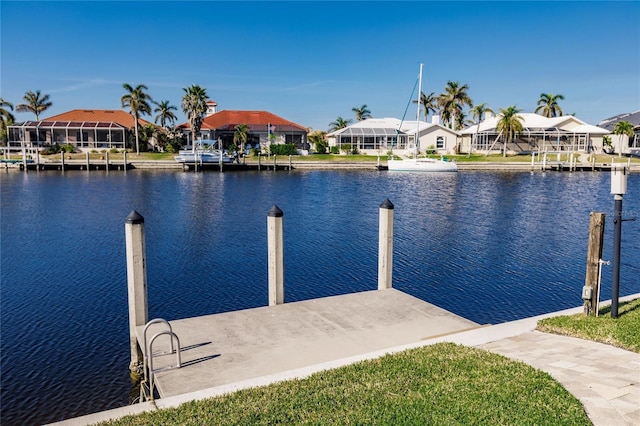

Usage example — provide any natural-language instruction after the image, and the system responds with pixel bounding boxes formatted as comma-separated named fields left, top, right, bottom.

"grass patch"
left=537, top=298, right=640, bottom=352
left=100, top=343, right=589, bottom=425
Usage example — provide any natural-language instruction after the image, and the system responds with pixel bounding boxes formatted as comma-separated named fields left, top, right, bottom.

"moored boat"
left=387, top=156, right=457, bottom=172
left=387, top=63, right=458, bottom=173
left=174, top=139, right=234, bottom=164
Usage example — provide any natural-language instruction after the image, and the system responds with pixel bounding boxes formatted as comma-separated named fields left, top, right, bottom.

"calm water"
left=1, top=168, right=639, bottom=425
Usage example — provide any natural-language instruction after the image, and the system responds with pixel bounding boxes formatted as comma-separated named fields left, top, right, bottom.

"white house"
left=327, top=116, right=459, bottom=156
left=458, top=113, right=610, bottom=155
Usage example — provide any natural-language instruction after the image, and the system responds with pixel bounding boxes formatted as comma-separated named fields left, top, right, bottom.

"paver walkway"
left=479, top=332, right=640, bottom=426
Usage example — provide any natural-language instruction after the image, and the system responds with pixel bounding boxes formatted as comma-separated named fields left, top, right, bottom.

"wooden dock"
left=136, top=288, right=479, bottom=399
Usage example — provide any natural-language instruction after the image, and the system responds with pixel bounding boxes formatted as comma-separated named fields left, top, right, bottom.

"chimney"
left=206, top=100, right=218, bottom=116
left=432, top=115, right=440, bottom=125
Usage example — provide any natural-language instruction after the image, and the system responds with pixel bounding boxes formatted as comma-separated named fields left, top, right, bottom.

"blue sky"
left=1, top=1, right=638, bottom=131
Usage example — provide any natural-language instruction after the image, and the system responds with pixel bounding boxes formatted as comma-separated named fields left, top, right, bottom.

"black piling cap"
left=267, top=205, right=284, bottom=217
left=380, top=198, right=394, bottom=210
left=125, top=210, right=145, bottom=224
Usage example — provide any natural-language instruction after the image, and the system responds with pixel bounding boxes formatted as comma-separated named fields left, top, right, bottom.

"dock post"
left=105, top=151, right=110, bottom=172
left=267, top=205, right=284, bottom=305
left=274, top=154, right=277, bottom=171
left=123, top=151, right=127, bottom=171
left=125, top=210, right=149, bottom=370
left=378, top=199, right=394, bottom=290
left=60, top=151, right=65, bottom=171
left=85, top=152, right=90, bottom=170
left=583, top=212, right=605, bottom=316
left=288, top=155, right=292, bottom=170
left=21, top=147, right=26, bottom=171
left=258, top=154, right=261, bottom=171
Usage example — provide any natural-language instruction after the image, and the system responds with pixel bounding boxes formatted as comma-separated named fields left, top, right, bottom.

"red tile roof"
left=178, top=110, right=306, bottom=131
left=43, top=109, right=152, bottom=128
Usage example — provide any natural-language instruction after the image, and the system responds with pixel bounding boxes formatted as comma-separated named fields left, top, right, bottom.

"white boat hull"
left=387, top=158, right=458, bottom=172
left=174, top=150, right=234, bottom=164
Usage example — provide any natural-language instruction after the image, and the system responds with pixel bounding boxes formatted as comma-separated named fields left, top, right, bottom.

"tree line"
left=1, top=85, right=636, bottom=155
left=0, top=85, right=242, bottom=155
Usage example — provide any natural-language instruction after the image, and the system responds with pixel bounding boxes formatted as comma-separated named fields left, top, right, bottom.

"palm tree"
left=121, top=83, right=152, bottom=155
left=412, top=91, right=437, bottom=121
left=352, top=105, right=371, bottom=121
left=454, top=111, right=473, bottom=131
left=329, top=117, right=352, bottom=132
left=535, top=93, right=564, bottom=118
left=153, top=100, right=178, bottom=129
left=0, top=98, right=15, bottom=144
left=612, top=120, right=634, bottom=158
left=469, top=103, right=494, bottom=156
left=233, top=124, right=249, bottom=157
left=181, top=85, right=208, bottom=152
left=437, top=81, right=472, bottom=129
left=16, top=90, right=52, bottom=120
left=308, top=130, right=328, bottom=153
left=496, top=106, right=524, bottom=157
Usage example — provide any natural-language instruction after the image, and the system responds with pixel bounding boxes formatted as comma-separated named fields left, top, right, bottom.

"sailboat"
left=387, top=63, right=458, bottom=172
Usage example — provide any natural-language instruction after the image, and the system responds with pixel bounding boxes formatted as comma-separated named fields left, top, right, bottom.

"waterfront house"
left=6, top=109, right=153, bottom=152
left=458, top=113, right=610, bottom=155
left=176, top=104, right=308, bottom=153
left=597, top=110, right=640, bottom=156
left=327, top=116, right=459, bottom=156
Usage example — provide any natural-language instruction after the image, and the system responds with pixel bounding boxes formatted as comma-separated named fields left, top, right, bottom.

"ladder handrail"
left=147, top=330, right=181, bottom=400
left=143, top=318, right=175, bottom=356
left=141, top=318, right=180, bottom=401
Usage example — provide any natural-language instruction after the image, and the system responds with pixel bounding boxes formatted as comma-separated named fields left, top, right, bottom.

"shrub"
left=330, top=146, right=340, bottom=154
left=61, top=144, right=75, bottom=153
left=340, top=144, right=352, bottom=154
left=109, top=148, right=119, bottom=154
left=269, top=143, right=298, bottom=156
left=314, top=140, right=328, bottom=154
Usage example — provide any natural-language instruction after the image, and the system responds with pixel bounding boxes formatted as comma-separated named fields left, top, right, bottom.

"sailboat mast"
left=415, top=63, right=423, bottom=157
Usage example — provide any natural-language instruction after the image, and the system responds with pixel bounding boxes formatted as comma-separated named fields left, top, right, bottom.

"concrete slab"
left=136, top=288, right=479, bottom=398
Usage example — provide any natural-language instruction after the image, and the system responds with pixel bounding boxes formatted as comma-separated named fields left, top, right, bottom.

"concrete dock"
left=137, top=288, right=480, bottom=398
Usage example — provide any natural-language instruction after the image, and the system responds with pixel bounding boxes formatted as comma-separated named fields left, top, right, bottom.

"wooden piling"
left=60, top=151, right=65, bottom=171
left=267, top=205, right=284, bottom=305
left=125, top=210, right=149, bottom=369
left=378, top=199, right=394, bottom=290
left=584, top=212, right=606, bottom=316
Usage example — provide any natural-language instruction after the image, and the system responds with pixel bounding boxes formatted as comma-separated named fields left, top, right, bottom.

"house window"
left=436, top=136, right=445, bottom=149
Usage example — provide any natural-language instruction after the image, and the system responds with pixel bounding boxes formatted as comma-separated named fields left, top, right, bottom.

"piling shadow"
left=598, top=298, right=639, bottom=317
left=179, top=341, right=222, bottom=367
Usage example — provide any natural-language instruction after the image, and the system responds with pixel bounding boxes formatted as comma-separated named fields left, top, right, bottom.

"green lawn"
left=537, top=298, right=640, bottom=352
left=100, top=343, right=589, bottom=425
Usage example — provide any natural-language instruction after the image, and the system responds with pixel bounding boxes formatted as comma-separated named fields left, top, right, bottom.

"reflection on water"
left=1, top=169, right=638, bottom=425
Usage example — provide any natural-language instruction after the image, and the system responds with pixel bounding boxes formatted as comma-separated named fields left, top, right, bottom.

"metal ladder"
left=141, top=318, right=182, bottom=401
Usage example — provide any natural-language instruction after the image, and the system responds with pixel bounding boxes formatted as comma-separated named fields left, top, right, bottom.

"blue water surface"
left=1, top=169, right=639, bottom=425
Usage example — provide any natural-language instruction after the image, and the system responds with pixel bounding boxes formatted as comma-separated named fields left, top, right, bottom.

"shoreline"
left=3, top=157, right=639, bottom=172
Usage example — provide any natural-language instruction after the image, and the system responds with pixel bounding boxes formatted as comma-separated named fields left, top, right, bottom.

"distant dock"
left=137, top=288, right=480, bottom=399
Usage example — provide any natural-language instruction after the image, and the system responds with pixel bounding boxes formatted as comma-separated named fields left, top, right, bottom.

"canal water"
left=1, top=169, right=639, bottom=425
